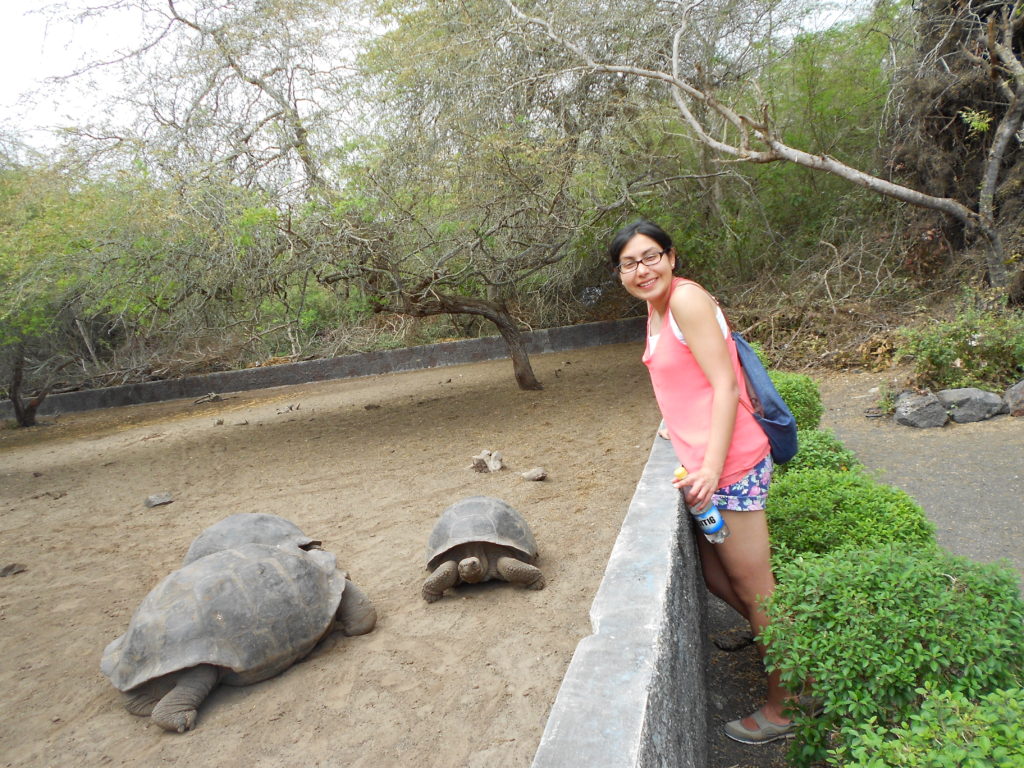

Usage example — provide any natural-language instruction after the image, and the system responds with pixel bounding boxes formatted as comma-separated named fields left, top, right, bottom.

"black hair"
left=606, top=219, right=673, bottom=271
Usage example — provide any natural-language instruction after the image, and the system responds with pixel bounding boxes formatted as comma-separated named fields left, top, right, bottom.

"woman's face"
left=616, top=233, right=675, bottom=302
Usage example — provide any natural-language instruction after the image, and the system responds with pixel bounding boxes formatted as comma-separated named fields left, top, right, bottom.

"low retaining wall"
left=531, top=435, right=707, bottom=768
left=1, top=317, right=645, bottom=419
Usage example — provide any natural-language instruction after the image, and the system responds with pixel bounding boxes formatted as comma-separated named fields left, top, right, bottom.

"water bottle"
left=675, top=466, right=730, bottom=544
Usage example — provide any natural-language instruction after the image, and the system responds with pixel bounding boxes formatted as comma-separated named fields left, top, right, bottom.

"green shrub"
left=767, top=468, right=934, bottom=555
left=896, top=306, right=1024, bottom=390
left=761, top=545, right=1024, bottom=767
left=770, top=370, right=823, bottom=430
left=777, top=428, right=861, bottom=476
left=835, top=685, right=1024, bottom=768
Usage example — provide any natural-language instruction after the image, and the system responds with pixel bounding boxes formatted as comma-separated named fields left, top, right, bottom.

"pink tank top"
left=643, top=278, right=769, bottom=487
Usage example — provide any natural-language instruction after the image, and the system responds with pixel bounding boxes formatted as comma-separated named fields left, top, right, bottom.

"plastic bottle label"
left=692, top=506, right=725, bottom=534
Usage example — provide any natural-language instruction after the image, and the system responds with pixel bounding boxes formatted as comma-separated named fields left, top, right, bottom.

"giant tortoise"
left=182, top=512, right=320, bottom=565
left=422, top=496, right=545, bottom=602
left=101, top=542, right=376, bottom=732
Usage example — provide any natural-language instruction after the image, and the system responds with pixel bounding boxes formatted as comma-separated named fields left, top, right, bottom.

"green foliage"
left=770, top=370, right=823, bottom=430
left=897, top=307, right=1024, bottom=390
left=777, top=428, right=861, bottom=476
left=230, top=206, right=279, bottom=248
left=959, top=107, right=993, bottom=138
left=297, top=287, right=375, bottom=335
left=835, top=686, right=1024, bottom=768
left=767, top=468, right=935, bottom=555
left=772, top=17, right=893, bottom=163
left=762, top=545, right=1024, bottom=768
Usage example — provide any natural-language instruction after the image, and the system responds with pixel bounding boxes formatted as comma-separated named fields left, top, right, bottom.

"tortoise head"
left=458, top=555, right=487, bottom=583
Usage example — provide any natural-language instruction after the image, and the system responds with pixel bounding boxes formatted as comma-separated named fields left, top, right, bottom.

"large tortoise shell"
left=182, top=513, right=318, bottom=565
left=101, top=543, right=345, bottom=691
left=425, top=496, right=538, bottom=571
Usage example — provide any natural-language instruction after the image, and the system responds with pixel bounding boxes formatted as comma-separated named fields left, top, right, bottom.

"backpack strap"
left=666, top=279, right=761, bottom=416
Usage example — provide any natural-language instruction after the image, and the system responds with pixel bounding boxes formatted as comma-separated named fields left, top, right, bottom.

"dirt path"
left=0, top=343, right=661, bottom=768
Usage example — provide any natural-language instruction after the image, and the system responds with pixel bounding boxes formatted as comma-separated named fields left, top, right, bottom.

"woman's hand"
left=672, top=466, right=721, bottom=513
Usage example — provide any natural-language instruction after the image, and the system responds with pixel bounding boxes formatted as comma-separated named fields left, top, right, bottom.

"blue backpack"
left=732, top=332, right=799, bottom=464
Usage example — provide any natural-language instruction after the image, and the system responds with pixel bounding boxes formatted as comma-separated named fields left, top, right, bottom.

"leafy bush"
left=767, top=468, right=934, bottom=555
left=761, top=545, right=1024, bottom=768
left=770, top=370, right=823, bottom=430
left=777, top=428, right=861, bottom=476
left=835, top=685, right=1024, bottom=768
left=897, top=307, right=1024, bottom=390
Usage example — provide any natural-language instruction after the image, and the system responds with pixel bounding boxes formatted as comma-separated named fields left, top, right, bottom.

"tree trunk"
left=492, top=315, right=544, bottom=392
left=403, top=293, right=543, bottom=390
left=8, top=345, right=45, bottom=428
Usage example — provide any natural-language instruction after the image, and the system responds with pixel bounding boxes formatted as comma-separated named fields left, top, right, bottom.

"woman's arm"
left=669, top=283, right=740, bottom=511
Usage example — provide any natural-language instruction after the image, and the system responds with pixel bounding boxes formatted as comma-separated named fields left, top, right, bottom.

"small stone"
left=470, top=450, right=505, bottom=472
left=144, top=493, right=174, bottom=508
left=521, top=467, right=547, bottom=481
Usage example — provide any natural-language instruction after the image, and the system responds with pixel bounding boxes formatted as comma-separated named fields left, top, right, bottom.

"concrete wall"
left=1, top=317, right=645, bottom=419
left=531, top=435, right=707, bottom=768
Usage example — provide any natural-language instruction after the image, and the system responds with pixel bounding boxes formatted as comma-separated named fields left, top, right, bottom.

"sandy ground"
left=9, top=339, right=1017, bottom=768
left=0, top=343, right=664, bottom=768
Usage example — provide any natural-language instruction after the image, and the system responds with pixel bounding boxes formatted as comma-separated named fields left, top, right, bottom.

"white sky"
left=0, top=1, right=141, bottom=143
left=1, top=1, right=872, bottom=149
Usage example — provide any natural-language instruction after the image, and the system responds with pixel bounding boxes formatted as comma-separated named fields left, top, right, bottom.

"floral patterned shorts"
left=711, top=454, right=773, bottom=512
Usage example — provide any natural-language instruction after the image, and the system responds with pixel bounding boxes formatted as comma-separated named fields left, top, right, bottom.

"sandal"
left=723, top=709, right=795, bottom=745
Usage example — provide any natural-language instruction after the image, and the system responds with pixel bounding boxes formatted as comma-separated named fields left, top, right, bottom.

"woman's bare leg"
left=713, top=509, right=791, bottom=726
left=694, top=534, right=747, bottom=618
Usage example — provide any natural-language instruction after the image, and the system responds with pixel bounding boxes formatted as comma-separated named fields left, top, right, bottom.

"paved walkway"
left=816, top=370, right=1024, bottom=576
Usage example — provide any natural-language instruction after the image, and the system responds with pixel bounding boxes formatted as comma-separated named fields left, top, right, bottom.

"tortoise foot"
left=152, top=707, right=198, bottom=733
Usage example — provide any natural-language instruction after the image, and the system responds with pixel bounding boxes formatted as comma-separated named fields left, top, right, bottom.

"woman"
left=608, top=219, right=793, bottom=745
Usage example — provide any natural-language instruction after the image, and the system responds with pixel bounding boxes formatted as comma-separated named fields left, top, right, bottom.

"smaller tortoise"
left=422, top=496, right=545, bottom=602
left=182, top=512, right=320, bottom=565
left=101, top=542, right=376, bottom=733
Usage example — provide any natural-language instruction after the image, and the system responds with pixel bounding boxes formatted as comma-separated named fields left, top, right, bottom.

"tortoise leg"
left=422, top=560, right=459, bottom=603
left=123, top=677, right=174, bottom=716
left=337, top=579, right=377, bottom=636
left=150, top=664, right=220, bottom=733
left=496, top=557, right=545, bottom=590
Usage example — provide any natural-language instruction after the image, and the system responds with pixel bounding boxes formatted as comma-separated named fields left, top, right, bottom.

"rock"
left=470, top=450, right=505, bottom=473
left=521, top=467, right=547, bottom=481
left=894, top=391, right=948, bottom=428
left=712, top=628, right=754, bottom=652
left=1, top=563, right=27, bottom=577
left=1005, top=379, right=1024, bottom=417
left=936, top=387, right=1006, bottom=423
left=144, top=493, right=174, bottom=508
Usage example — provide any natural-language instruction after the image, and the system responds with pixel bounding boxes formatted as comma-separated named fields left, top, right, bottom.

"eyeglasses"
left=616, top=248, right=668, bottom=274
